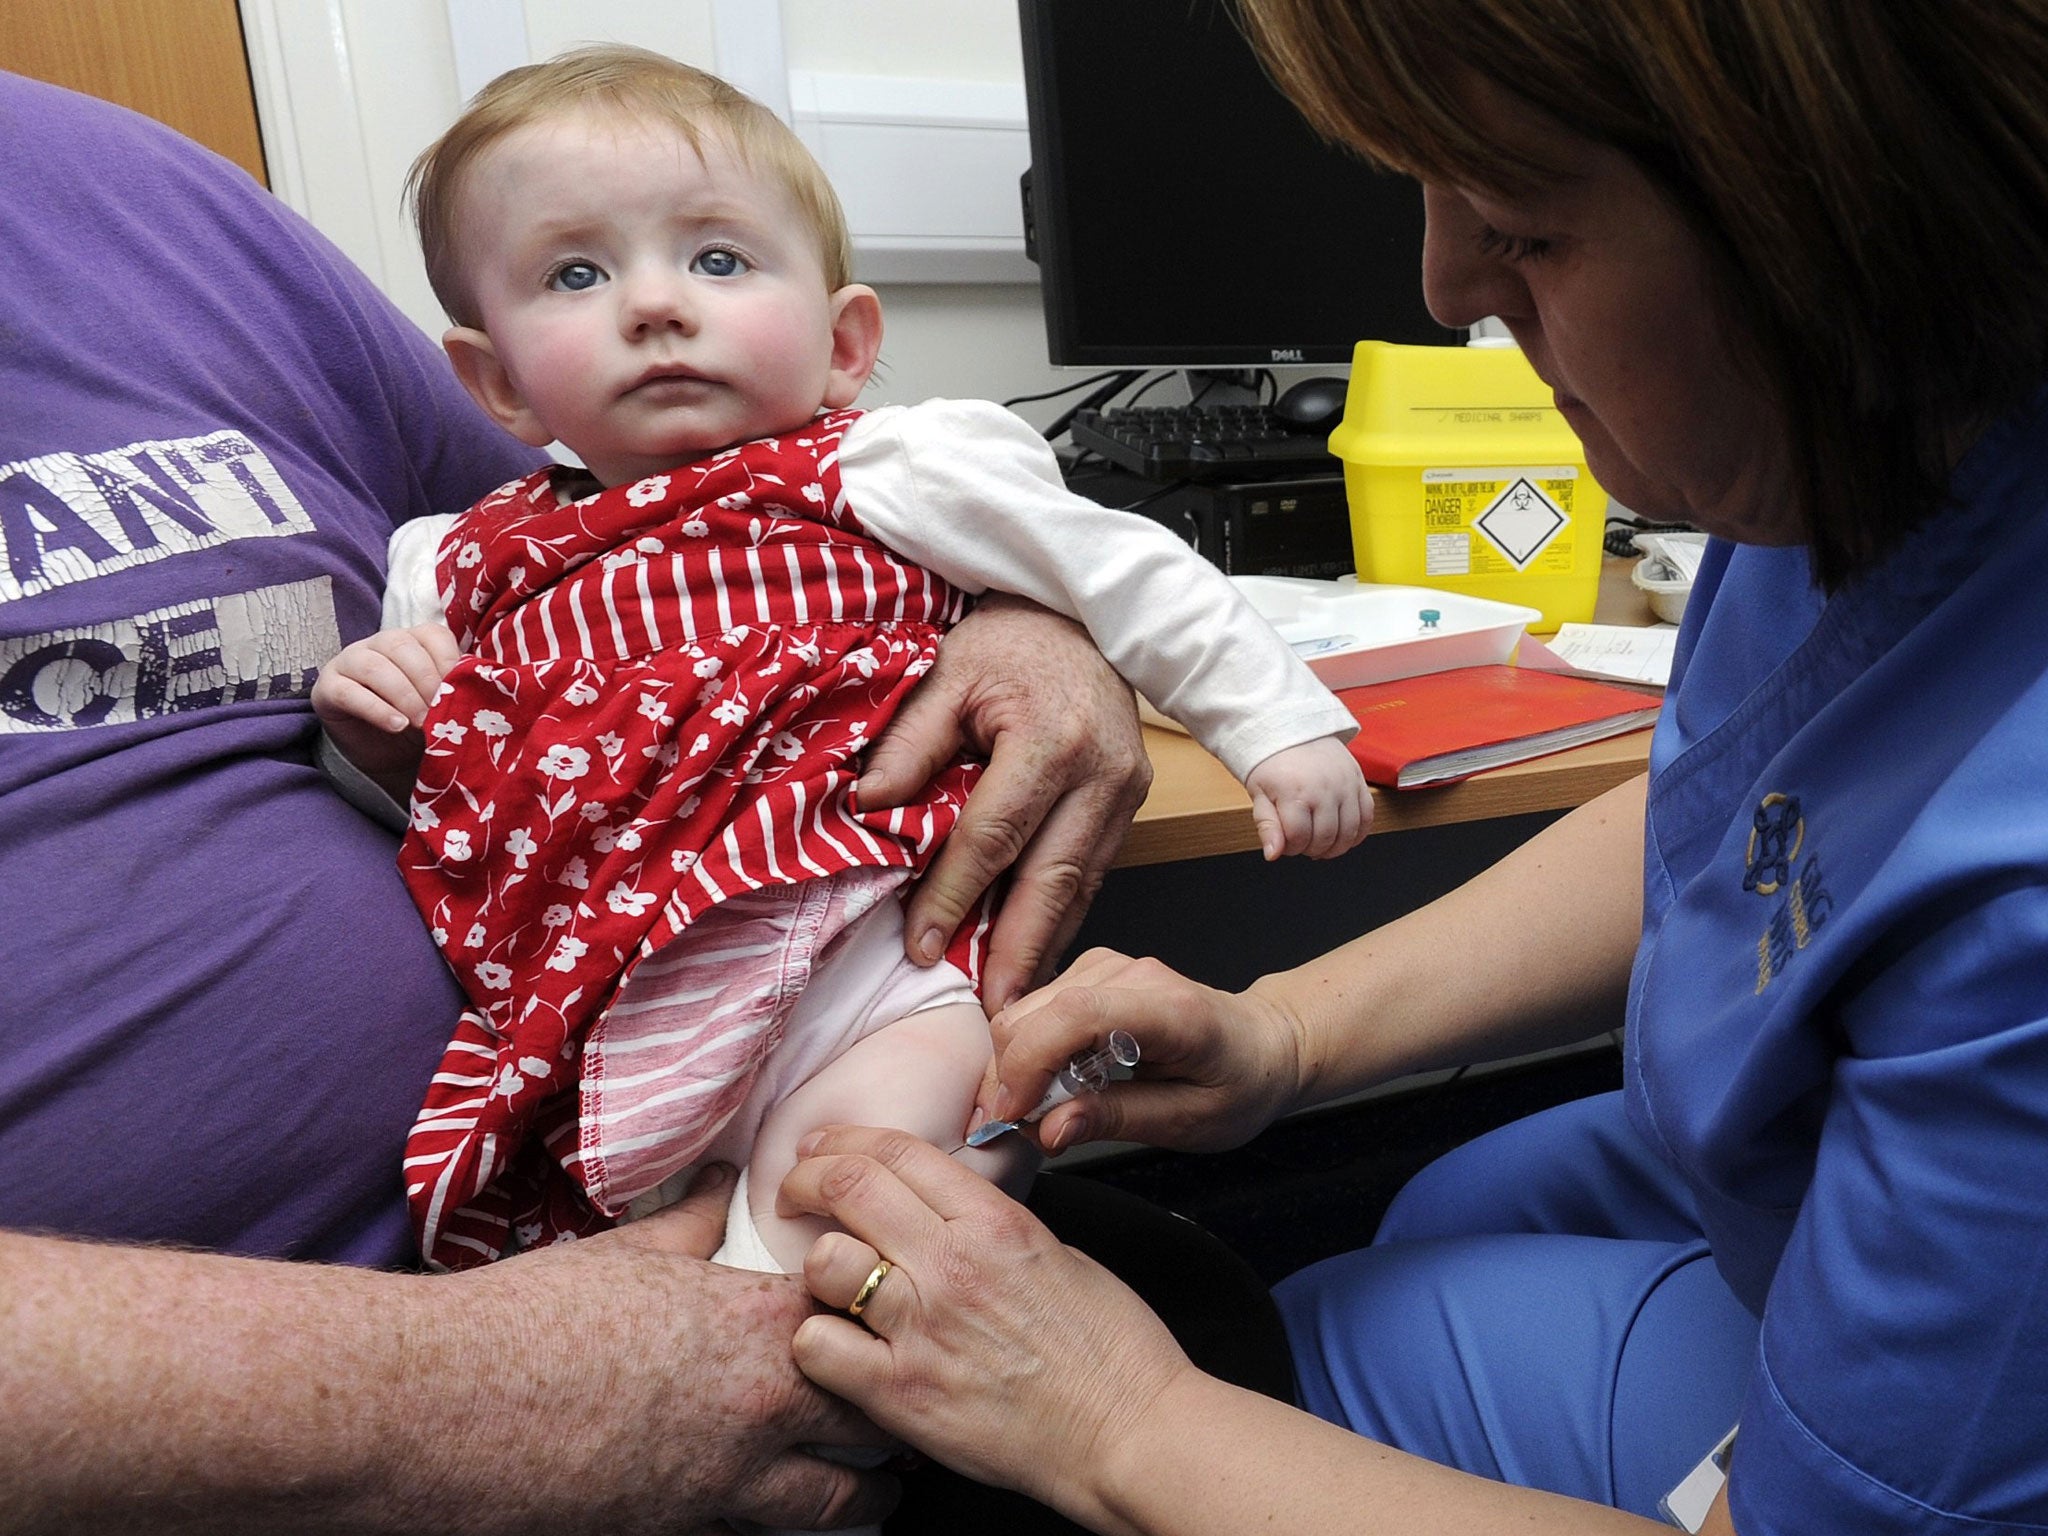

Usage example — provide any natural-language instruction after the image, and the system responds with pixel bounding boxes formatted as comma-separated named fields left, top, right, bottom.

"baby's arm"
left=838, top=401, right=1365, bottom=850
left=311, top=622, right=461, bottom=804
left=1244, top=736, right=1373, bottom=860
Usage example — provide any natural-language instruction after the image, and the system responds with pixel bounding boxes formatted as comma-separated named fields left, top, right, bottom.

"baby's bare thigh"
left=750, top=1002, right=1035, bottom=1219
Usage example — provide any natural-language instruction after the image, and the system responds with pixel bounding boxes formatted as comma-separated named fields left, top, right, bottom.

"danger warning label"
left=1419, top=466, right=1578, bottom=575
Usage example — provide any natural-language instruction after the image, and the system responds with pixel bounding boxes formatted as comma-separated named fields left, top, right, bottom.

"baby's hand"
left=1244, top=737, right=1372, bottom=860
left=311, top=622, right=461, bottom=790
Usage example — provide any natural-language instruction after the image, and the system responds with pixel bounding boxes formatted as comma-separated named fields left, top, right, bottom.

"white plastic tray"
left=1230, top=575, right=1540, bottom=691
left=1141, top=576, right=1540, bottom=734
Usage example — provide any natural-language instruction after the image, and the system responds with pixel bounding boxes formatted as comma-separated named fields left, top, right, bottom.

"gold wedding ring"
left=847, top=1258, right=893, bottom=1318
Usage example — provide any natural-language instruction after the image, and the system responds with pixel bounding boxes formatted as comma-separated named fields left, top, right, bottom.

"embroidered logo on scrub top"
left=1744, top=792, right=1833, bottom=993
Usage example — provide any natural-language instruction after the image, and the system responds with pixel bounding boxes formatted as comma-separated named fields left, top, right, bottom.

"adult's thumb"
left=856, top=677, right=966, bottom=810
left=626, top=1162, right=736, bottom=1261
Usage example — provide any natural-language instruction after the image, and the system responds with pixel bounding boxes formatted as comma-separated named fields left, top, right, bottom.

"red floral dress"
left=399, top=411, right=987, bottom=1269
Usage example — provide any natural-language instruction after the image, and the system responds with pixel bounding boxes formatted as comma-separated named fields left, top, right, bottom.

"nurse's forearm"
left=1256, top=774, right=1645, bottom=1108
left=1086, top=1367, right=1664, bottom=1536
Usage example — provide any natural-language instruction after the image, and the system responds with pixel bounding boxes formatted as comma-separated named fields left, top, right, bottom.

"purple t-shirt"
left=0, top=73, right=542, bottom=1265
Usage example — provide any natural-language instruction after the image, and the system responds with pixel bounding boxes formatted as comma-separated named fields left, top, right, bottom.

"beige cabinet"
left=0, top=0, right=266, bottom=185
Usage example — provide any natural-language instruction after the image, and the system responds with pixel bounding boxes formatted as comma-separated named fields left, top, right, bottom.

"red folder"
left=1339, top=665, right=1659, bottom=788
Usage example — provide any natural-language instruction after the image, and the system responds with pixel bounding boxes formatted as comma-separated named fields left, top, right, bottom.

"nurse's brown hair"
left=1238, top=0, right=2048, bottom=587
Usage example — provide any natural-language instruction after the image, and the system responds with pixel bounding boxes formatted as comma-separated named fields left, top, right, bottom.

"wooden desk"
left=1118, top=559, right=1659, bottom=867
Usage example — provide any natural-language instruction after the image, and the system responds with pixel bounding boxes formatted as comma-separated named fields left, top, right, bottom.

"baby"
left=313, top=44, right=1368, bottom=1278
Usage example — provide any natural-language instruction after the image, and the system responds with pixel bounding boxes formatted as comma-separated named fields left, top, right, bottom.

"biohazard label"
left=1419, top=466, right=1578, bottom=575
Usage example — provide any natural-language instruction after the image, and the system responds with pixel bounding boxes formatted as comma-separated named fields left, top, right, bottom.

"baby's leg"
left=742, top=1001, right=1036, bottom=1273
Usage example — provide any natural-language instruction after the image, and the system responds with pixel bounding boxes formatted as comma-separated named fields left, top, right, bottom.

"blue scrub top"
left=1627, top=390, right=2048, bottom=1532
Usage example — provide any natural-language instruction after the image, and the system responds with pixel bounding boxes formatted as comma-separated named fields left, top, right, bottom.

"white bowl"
left=1631, top=560, right=1691, bottom=624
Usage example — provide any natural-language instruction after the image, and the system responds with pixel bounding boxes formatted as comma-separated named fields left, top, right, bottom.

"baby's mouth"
left=629, top=366, right=714, bottom=394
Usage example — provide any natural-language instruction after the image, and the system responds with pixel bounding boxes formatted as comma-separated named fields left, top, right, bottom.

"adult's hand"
left=417, top=1165, right=898, bottom=1533
left=0, top=1165, right=899, bottom=1534
left=857, top=593, right=1152, bottom=1013
left=985, top=777, right=1657, bottom=1159
left=783, top=1140, right=1671, bottom=1536
left=982, top=949, right=1310, bottom=1156
left=782, top=1126, right=1194, bottom=1528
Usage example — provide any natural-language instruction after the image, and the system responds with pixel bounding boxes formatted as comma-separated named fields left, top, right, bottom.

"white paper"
left=1519, top=624, right=1678, bottom=689
left=1634, top=531, right=1707, bottom=582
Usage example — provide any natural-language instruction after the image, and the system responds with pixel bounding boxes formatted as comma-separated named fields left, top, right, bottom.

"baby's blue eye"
left=549, top=261, right=605, bottom=292
left=692, top=248, right=747, bottom=277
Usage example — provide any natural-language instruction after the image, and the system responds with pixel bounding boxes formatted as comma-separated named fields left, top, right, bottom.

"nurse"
left=777, top=1, right=2048, bottom=1532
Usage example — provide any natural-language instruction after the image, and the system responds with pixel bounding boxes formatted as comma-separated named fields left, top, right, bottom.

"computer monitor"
left=1018, top=0, right=1458, bottom=370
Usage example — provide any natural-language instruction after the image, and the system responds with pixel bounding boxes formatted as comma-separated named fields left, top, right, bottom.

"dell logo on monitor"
left=1270, top=348, right=1306, bottom=363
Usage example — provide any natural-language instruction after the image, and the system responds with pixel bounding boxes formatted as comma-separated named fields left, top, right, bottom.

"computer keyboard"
left=1069, top=404, right=1339, bottom=483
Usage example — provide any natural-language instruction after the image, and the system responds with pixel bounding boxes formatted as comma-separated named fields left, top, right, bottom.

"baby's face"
left=455, top=108, right=854, bottom=485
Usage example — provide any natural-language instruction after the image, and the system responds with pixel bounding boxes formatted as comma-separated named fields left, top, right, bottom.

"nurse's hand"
left=782, top=1126, right=1194, bottom=1525
left=856, top=594, right=1152, bottom=1013
left=980, top=948, right=1310, bottom=1155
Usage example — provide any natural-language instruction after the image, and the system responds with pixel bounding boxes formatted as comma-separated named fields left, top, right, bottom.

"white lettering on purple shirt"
left=0, top=431, right=313, bottom=603
left=0, top=576, right=342, bottom=731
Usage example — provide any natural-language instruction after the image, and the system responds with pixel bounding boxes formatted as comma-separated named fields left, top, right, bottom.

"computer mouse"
left=1271, top=375, right=1351, bottom=432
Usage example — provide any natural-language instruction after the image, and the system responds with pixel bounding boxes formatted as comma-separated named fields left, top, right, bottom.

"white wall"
left=783, top=0, right=1021, bottom=77
left=240, top=0, right=1095, bottom=432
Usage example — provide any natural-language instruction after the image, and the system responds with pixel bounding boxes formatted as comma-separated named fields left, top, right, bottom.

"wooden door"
left=0, top=0, right=267, bottom=185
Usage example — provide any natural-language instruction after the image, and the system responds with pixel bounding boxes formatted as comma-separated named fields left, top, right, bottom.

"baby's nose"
left=620, top=268, right=697, bottom=334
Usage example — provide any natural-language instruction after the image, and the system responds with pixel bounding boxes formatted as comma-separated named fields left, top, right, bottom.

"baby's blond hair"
left=407, top=43, right=854, bottom=329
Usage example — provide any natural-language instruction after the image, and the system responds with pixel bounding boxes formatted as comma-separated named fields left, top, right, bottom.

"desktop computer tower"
left=1204, top=475, right=1355, bottom=580
left=1064, top=464, right=1356, bottom=580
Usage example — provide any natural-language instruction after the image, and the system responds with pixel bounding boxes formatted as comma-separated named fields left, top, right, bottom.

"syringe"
left=962, top=1030, right=1140, bottom=1148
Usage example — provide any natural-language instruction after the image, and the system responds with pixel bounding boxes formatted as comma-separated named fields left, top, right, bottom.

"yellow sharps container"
left=1329, top=339, right=1607, bottom=632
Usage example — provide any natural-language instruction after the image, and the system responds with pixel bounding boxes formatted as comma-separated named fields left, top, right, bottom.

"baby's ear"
left=443, top=327, right=553, bottom=447
left=822, top=285, right=883, bottom=407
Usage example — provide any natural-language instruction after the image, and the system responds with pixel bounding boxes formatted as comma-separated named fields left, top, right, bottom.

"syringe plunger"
left=1037, top=1029, right=1141, bottom=1109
